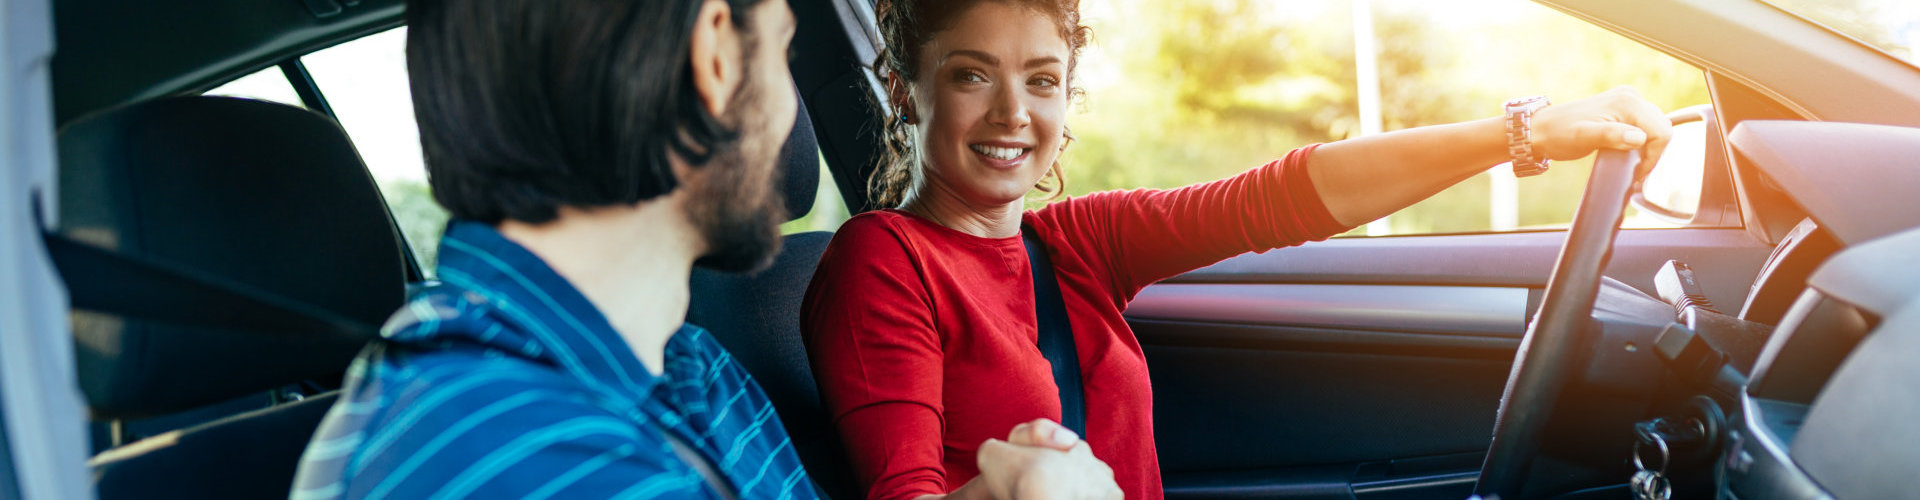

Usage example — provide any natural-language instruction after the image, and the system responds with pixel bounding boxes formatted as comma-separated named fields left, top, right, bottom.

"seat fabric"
left=688, top=97, right=861, bottom=498
left=90, top=393, right=340, bottom=500
left=57, top=95, right=404, bottom=499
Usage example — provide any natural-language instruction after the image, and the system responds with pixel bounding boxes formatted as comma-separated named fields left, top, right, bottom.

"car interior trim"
left=1732, top=120, right=1920, bottom=247
left=1805, top=225, right=1920, bottom=316
left=1128, top=284, right=1528, bottom=336
left=1164, top=228, right=1769, bottom=312
left=1130, top=319, right=1520, bottom=358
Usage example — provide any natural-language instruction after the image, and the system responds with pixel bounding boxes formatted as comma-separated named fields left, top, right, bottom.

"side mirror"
left=1631, top=105, right=1713, bottom=224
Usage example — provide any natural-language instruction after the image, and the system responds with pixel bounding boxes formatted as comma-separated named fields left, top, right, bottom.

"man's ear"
left=886, top=72, right=917, bottom=124
left=689, top=0, right=741, bottom=118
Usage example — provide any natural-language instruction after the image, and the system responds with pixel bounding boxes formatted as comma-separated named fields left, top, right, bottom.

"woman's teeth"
left=970, top=145, right=1028, bottom=161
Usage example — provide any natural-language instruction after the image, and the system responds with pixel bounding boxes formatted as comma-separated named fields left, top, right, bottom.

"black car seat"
left=54, top=96, right=405, bottom=499
left=688, top=99, right=860, bottom=499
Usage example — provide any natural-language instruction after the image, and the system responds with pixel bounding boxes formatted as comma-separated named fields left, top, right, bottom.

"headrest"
left=57, top=96, right=406, bottom=418
left=778, top=93, right=820, bottom=222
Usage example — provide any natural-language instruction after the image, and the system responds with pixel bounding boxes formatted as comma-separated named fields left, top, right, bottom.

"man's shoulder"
left=379, top=345, right=598, bottom=418
left=295, top=348, right=703, bottom=499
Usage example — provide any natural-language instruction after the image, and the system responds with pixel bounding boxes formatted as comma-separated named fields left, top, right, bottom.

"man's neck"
left=496, top=194, right=702, bottom=375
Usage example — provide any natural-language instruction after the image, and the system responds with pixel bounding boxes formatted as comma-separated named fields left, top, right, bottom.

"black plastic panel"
left=1143, top=342, right=1510, bottom=473
left=1723, top=398, right=1829, bottom=500
left=1747, top=292, right=1871, bottom=404
left=52, top=0, right=405, bottom=124
left=1739, top=219, right=1840, bottom=325
left=1580, top=279, right=1674, bottom=397
left=1163, top=465, right=1353, bottom=500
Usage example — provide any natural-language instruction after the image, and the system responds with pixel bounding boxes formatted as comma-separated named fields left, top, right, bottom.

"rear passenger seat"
left=54, top=96, right=407, bottom=499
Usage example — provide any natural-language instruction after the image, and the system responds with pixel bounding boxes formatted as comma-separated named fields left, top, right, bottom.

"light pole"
left=1352, top=0, right=1392, bottom=236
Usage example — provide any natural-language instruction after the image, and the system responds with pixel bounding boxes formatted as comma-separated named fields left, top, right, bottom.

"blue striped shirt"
left=292, top=221, right=819, bottom=499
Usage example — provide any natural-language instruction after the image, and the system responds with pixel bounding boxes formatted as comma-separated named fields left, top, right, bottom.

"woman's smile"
left=968, top=141, right=1033, bottom=169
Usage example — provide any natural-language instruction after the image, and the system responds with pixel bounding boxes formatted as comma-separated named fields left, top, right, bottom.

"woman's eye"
left=955, top=70, right=987, bottom=83
left=1030, top=76, right=1059, bottom=88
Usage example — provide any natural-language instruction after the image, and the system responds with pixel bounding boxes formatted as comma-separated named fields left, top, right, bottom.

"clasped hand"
left=976, top=419, right=1123, bottom=500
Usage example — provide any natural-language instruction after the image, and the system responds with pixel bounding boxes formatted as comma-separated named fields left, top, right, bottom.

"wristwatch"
left=1504, top=95, right=1551, bottom=177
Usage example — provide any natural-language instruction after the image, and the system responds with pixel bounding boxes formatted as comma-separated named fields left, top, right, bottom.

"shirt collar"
left=419, top=219, right=670, bottom=402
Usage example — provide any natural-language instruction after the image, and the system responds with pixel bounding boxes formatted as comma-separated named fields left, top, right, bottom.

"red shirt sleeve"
left=1035, top=144, right=1350, bottom=301
left=800, top=217, right=948, bottom=500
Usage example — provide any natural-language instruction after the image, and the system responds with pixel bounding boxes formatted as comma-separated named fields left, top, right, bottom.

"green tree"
left=1062, top=0, right=1712, bottom=235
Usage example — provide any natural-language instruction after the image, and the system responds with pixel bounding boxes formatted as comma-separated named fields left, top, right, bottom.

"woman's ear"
left=689, top=0, right=741, bottom=118
left=886, top=72, right=917, bottom=124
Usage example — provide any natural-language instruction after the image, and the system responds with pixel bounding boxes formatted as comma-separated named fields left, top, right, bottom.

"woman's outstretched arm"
left=1307, top=86, right=1673, bottom=228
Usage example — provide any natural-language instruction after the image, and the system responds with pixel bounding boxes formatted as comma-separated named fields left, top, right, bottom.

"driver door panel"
left=1134, top=228, right=1769, bottom=499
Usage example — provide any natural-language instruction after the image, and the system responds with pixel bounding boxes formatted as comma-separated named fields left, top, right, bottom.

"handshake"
left=970, top=419, right=1124, bottom=500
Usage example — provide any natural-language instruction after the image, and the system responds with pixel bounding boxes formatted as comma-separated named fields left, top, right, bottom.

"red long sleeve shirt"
left=801, top=145, right=1348, bottom=500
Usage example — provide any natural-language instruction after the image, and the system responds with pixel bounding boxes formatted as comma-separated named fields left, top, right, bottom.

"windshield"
left=1766, top=0, right=1920, bottom=68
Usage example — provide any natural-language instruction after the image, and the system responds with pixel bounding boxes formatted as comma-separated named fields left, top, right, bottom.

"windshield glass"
left=1766, top=0, right=1920, bottom=68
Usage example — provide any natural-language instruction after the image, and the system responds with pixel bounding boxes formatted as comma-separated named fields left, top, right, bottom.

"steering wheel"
left=1472, top=148, right=1643, bottom=499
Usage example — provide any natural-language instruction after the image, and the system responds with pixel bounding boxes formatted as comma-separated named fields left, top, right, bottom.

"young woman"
left=801, top=1, right=1673, bottom=499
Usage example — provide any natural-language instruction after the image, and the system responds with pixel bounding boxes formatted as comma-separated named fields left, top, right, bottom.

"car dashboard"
left=1718, top=222, right=1913, bottom=500
left=1619, top=120, right=1920, bottom=499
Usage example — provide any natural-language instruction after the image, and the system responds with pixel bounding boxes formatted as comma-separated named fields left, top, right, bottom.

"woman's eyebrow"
left=943, top=49, right=999, bottom=66
left=942, top=50, right=1063, bottom=70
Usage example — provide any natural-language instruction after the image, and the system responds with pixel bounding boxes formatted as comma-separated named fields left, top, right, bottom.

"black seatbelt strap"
left=660, top=425, right=740, bottom=500
left=40, top=231, right=377, bottom=343
left=1022, top=227, right=1088, bottom=437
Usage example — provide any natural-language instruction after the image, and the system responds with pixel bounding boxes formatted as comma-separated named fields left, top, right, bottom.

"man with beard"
left=290, top=0, right=1118, bottom=498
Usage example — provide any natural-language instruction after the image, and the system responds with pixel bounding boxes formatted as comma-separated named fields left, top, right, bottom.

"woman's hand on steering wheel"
left=1529, top=86, right=1675, bottom=175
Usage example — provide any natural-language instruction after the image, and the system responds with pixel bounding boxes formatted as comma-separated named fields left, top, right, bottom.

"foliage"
left=380, top=179, right=449, bottom=273
left=1060, top=0, right=1714, bottom=235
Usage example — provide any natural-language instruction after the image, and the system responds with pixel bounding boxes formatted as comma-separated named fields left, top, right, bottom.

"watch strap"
left=1505, top=96, right=1551, bottom=177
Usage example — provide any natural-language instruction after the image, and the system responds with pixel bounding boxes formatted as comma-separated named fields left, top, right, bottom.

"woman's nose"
left=986, top=85, right=1031, bottom=131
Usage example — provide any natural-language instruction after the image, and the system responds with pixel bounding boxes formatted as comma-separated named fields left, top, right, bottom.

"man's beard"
left=687, top=78, right=788, bottom=274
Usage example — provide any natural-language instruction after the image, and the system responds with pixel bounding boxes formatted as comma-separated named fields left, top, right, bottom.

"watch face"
left=1506, top=95, right=1550, bottom=111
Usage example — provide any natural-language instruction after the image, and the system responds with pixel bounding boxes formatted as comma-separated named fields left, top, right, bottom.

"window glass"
left=297, top=27, right=852, bottom=268
left=300, top=27, right=450, bottom=272
left=1067, top=0, right=1713, bottom=236
left=782, top=156, right=850, bottom=234
left=203, top=66, right=305, bottom=108
left=1767, top=0, right=1920, bottom=68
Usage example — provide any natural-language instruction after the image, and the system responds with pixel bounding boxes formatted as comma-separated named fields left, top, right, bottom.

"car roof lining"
left=52, top=0, right=880, bottom=215
left=52, top=0, right=405, bottom=126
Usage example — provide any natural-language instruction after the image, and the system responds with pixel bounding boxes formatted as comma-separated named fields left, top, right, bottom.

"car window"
left=296, top=27, right=851, bottom=267
left=299, top=27, right=450, bottom=273
left=783, top=155, right=850, bottom=234
left=1066, top=0, right=1712, bottom=236
left=1766, top=0, right=1919, bottom=69
left=203, top=66, right=305, bottom=108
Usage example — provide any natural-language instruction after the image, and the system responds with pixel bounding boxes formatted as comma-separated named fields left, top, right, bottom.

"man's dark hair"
left=408, top=0, right=767, bottom=224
